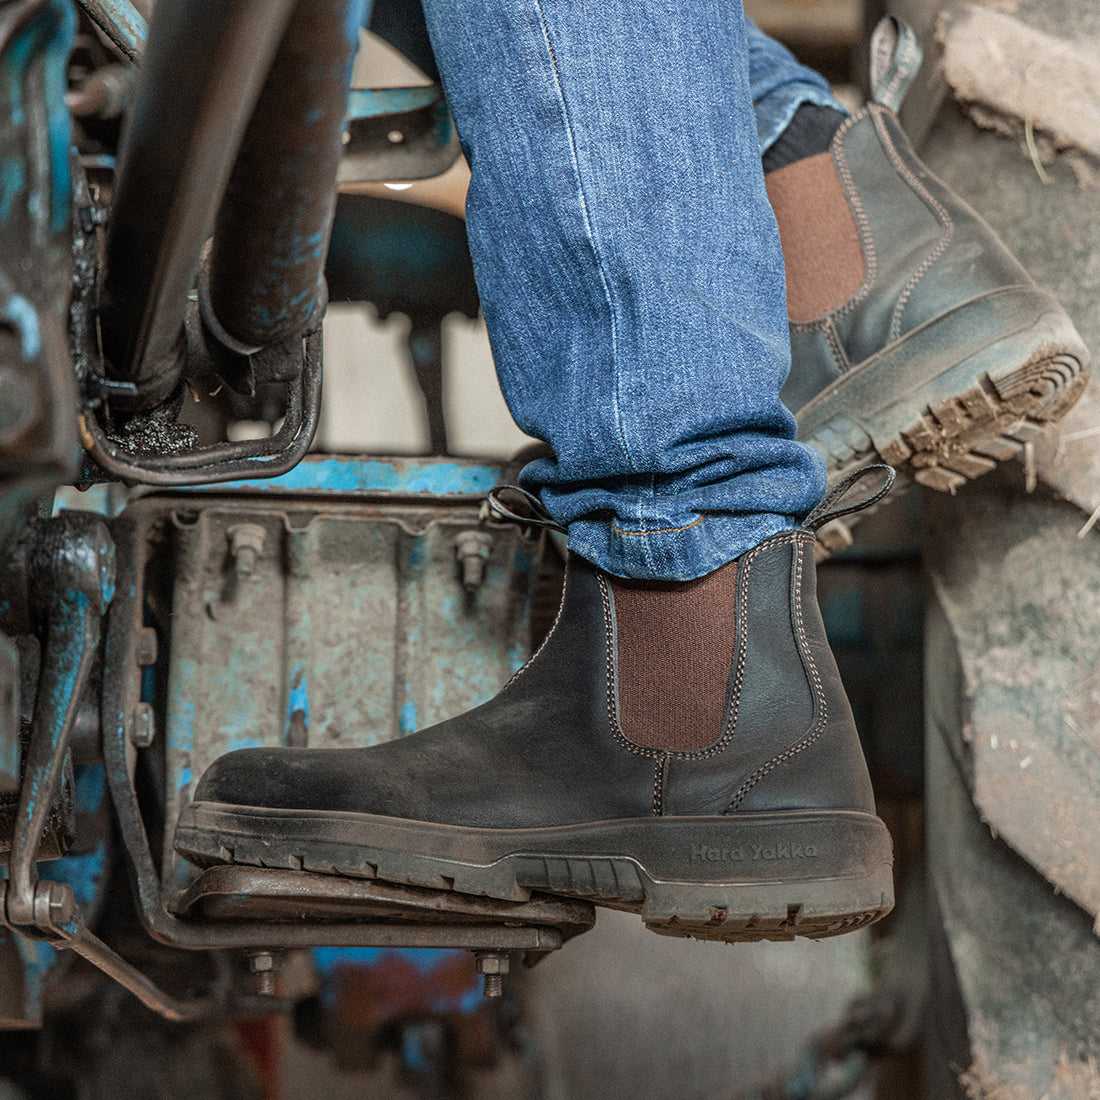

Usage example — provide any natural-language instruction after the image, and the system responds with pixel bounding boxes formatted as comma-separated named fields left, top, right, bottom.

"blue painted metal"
left=136, top=455, right=539, bottom=897
left=0, top=0, right=82, bottom=545
left=2, top=764, right=113, bottom=1023
left=338, top=83, right=458, bottom=183
left=207, top=0, right=369, bottom=347
left=308, top=944, right=490, bottom=1072
left=313, top=946, right=482, bottom=1015
left=41, top=765, right=109, bottom=906
left=1, top=0, right=74, bottom=234
left=76, top=0, right=147, bottom=60
left=346, top=85, right=440, bottom=119
left=0, top=294, right=41, bottom=360
left=175, top=454, right=510, bottom=499
left=0, top=635, right=19, bottom=796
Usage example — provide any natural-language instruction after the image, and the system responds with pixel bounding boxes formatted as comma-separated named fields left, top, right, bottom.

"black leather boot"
left=176, top=481, right=895, bottom=944
left=773, top=19, right=1089, bottom=544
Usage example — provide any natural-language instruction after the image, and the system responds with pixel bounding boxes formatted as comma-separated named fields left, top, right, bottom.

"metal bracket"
left=339, top=86, right=460, bottom=184
left=5, top=514, right=114, bottom=926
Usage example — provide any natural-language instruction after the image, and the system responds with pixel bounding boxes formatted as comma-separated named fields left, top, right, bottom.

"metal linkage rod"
left=98, top=0, right=296, bottom=407
left=208, top=0, right=367, bottom=349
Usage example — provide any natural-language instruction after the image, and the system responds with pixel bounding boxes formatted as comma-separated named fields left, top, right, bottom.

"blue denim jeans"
left=371, top=3, right=845, bottom=579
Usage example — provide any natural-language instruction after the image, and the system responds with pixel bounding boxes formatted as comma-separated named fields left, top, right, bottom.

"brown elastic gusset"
left=610, top=560, right=738, bottom=752
left=765, top=151, right=866, bottom=324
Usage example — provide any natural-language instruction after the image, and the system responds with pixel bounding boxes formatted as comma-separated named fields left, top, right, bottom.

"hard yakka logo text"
left=690, top=842, right=818, bottom=862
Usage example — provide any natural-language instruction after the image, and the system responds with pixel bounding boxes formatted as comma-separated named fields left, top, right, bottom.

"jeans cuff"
left=755, top=83, right=849, bottom=157
left=566, top=511, right=800, bottom=581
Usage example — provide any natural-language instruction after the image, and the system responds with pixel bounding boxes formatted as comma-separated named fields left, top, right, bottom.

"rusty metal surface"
left=0, top=636, right=19, bottom=798
left=81, top=327, right=324, bottom=486
left=209, top=0, right=365, bottom=348
left=104, top=460, right=547, bottom=944
left=75, top=0, right=146, bottom=61
left=176, top=866, right=594, bottom=941
left=338, top=86, right=460, bottom=184
left=0, top=0, right=82, bottom=548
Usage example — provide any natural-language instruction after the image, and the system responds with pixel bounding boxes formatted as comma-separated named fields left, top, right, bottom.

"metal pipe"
left=207, top=0, right=367, bottom=348
left=75, top=0, right=147, bottom=62
left=98, top=0, right=295, bottom=408
left=67, top=917, right=217, bottom=1022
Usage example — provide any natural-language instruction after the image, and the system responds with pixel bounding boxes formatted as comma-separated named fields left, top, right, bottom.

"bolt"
left=30, top=881, right=75, bottom=932
left=249, top=950, right=279, bottom=996
left=474, top=951, right=509, bottom=998
left=454, top=532, right=494, bottom=593
left=136, top=627, right=157, bottom=667
left=228, top=524, right=266, bottom=578
left=130, top=702, right=155, bottom=748
left=45, top=882, right=74, bottom=928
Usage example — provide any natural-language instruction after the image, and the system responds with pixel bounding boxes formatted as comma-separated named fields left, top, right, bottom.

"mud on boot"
left=773, top=18, right=1090, bottom=551
left=176, top=476, right=896, bottom=944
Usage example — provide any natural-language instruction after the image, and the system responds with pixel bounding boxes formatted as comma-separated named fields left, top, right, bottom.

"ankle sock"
left=610, top=560, right=738, bottom=753
left=762, top=103, right=846, bottom=175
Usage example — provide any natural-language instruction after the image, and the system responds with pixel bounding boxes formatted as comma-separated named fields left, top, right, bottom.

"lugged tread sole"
left=175, top=804, right=895, bottom=944
left=796, top=287, right=1090, bottom=551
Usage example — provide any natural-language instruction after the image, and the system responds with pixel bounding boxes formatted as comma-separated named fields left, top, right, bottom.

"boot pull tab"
left=481, top=485, right=566, bottom=537
left=803, top=464, right=896, bottom=533
left=869, top=16, right=923, bottom=113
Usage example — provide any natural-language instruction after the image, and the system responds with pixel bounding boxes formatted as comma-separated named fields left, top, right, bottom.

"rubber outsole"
left=175, top=804, right=895, bottom=944
left=796, top=287, right=1090, bottom=552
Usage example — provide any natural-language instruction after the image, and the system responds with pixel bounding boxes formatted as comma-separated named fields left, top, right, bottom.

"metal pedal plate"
left=175, top=865, right=596, bottom=955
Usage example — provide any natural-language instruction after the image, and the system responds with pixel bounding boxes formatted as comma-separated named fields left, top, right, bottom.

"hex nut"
left=249, top=951, right=277, bottom=973
left=46, top=882, right=75, bottom=927
left=136, top=627, right=158, bottom=667
left=228, top=524, right=266, bottom=577
left=130, top=702, right=155, bottom=748
left=474, top=952, right=510, bottom=975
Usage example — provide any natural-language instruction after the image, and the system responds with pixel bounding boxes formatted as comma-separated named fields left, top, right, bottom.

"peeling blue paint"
left=92, top=0, right=147, bottom=57
left=5, top=1, right=76, bottom=230
left=0, top=155, right=25, bottom=223
left=346, top=85, right=440, bottom=120
left=399, top=700, right=417, bottom=735
left=288, top=669, right=310, bottom=732
left=181, top=457, right=507, bottom=498
left=15, top=932, right=50, bottom=1010
left=5, top=22, right=35, bottom=126
left=42, top=0, right=75, bottom=232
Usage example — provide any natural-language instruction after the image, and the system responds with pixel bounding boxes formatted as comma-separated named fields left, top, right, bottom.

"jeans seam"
left=611, top=512, right=706, bottom=537
left=533, top=2, right=636, bottom=481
